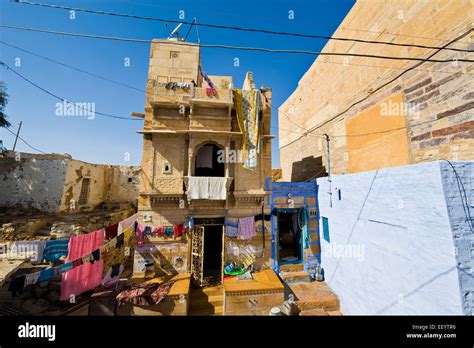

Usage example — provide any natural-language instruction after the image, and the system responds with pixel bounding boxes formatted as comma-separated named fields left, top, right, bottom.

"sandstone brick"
left=436, top=102, right=474, bottom=120
left=432, top=121, right=474, bottom=137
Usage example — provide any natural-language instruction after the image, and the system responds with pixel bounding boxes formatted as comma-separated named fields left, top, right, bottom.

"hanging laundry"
left=102, top=263, right=124, bottom=288
left=187, top=177, right=227, bottom=201
left=59, top=262, right=74, bottom=274
left=72, top=258, right=83, bottom=268
left=104, top=223, right=118, bottom=240
left=224, top=217, right=239, bottom=237
left=165, top=226, right=174, bottom=236
left=43, top=239, right=69, bottom=262
left=60, top=229, right=104, bottom=302
left=90, top=249, right=101, bottom=264
left=8, top=275, right=25, bottom=297
left=233, top=88, right=260, bottom=169
left=24, top=271, right=41, bottom=287
left=195, top=144, right=214, bottom=169
left=102, top=227, right=135, bottom=278
left=136, top=224, right=146, bottom=247
left=198, top=65, right=217, bottom=94
left=208, top=177, right=227, bottom=200
left=116, top=280, right=175, bottom=306
left=173, top=224, right=185, bottom=237
left=11, top=240, right=45, bottom=265
left=118, top=214, right=137, bottom=235
left=187, top=176, right=209, bottom=200
left=38, top=267, right=56, bottom=282
left=238, top=216, right=256, bottom=240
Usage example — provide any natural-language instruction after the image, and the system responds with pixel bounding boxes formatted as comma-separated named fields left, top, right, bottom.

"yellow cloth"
left=101, top=227, right=136, bottom=277
left=233, top=88, right=260, bottom=169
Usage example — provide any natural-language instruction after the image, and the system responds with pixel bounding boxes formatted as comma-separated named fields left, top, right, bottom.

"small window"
left=78, top=178, right=90, bottom=205
left=322, top=217, right=330, bottom=243
left=162, top=162, right=171, bottom=174
left=309, top=208, right=317, bottom=218
left=170, top=51, right=179, bottom=59
left=128, top=177, right=133, bottom=183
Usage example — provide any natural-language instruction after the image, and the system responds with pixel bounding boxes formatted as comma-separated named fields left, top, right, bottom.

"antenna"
left=168, top=23, right=183, bottom=40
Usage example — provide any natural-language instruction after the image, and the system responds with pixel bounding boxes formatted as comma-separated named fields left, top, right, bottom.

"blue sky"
left=0, top=0, right=355, bottom=167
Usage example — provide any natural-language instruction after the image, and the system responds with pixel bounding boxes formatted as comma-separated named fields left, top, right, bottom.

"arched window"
left=194, top=144, right=225, bottom=177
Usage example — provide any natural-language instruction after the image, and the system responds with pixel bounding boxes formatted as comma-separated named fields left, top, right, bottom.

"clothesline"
left=7, top=216, right=190, bottom=298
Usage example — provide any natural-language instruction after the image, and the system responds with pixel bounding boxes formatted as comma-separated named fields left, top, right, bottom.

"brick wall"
left=279, top=0, right=473, bottom=180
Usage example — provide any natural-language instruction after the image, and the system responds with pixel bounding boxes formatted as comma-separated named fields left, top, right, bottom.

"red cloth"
left=60, top=229, right=104, bottom=301
left=173, top=224, right=185, bottom=237
left=104, top=223, right=118, bottom=240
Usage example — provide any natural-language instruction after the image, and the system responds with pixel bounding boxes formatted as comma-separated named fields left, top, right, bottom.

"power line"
left=0, top=61, right=141, bottom=121
left=13, top=0, right=473, bottom=54
left=280, top=28, right=474, bottom=149
left=442, top=160, right=474, bottom=233
left=0, top=41, right=146, bottom=94
left=3, top=125, right=47, bottom=154
left=2, top=25, right=474, bottom=64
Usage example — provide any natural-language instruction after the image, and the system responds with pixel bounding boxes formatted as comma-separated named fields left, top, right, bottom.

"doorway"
left=277, top=210, right=303, bottom=265
left=191, top=224, right=224, bottom=287
left=203, top=225, right=224, bottom=285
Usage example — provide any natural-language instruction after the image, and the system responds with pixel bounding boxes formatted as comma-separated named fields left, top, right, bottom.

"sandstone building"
left=279, top=0, right=473, bottom=181
left=136, top=39, right=274, bottom=293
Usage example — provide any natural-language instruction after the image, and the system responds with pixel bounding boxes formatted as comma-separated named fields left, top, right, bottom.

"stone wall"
left=279, top=0, right=473, bottom=180
left=0, top=153, right=68, bottom=212
left=0, top=152, right=140, bottom=213
left=316, top=161, right=470, bottom=315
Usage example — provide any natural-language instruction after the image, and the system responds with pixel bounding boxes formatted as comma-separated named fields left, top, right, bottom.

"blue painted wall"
left=317, top=161, right=469, bottom=315
left=439, top=161, right=474, bottom=315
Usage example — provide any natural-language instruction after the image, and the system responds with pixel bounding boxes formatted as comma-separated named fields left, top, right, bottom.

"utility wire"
left=3, top=125, right=47, bottom=154
left=13, top=0, right=473, bottom=53
left=1, top=25, right=473, bottom=63
left=0, top=61, right=141, bottom=121
left=0, top=41, right=146, bottom=94
left=280, top=28, right=474, bottom=149
left=442, top=160, right=474, bottom=233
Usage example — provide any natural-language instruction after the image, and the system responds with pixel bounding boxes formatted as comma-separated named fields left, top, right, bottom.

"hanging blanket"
left=233, top=88, right=260, bottom=169
left=60, top=229, right=104, bottom=301
left=116, top=280, right=175, bottom=306
left=43, top=240, right=69, bottom=262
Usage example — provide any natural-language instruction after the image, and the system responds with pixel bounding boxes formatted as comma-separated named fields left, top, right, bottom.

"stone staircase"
left=188, top=285, right=224, bottom=316
left=279, top=263, right=312, bottom=283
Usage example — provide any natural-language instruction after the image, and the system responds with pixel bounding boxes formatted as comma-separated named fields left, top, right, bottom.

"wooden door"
left=191, top=225, right=205, bottom=287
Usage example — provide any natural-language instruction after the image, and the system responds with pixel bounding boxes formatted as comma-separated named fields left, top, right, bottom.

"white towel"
left=187, top=176, right=209, bottom=200
left=208, top=177, right=227, bottom=200
left=187, top=177, right=227, bottom=201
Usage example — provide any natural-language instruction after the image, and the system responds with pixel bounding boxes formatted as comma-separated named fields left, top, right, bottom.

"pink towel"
left=60, top=229, right=104, bottom=301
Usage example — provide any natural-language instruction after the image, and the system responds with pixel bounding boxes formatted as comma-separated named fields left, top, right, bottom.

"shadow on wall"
left=0, top=155, right=67, bottom=212
left=291, top=156, right=327, bottom=182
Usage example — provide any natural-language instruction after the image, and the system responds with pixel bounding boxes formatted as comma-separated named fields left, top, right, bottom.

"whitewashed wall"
left=0, top=153, right=68, bottom=212
left=317, top=161, right=465, bottom=315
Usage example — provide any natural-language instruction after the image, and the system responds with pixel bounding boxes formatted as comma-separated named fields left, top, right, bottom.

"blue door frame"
left=265, top=178, right=321, bottom=274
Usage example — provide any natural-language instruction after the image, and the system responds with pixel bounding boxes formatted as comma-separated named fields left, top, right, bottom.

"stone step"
left=279, top=263, right=305, bottom=273
left=279, top=270, right=311, bottom=284
left=288, top=282, right=340, bottom=312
